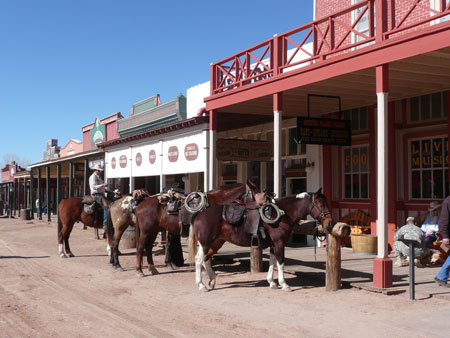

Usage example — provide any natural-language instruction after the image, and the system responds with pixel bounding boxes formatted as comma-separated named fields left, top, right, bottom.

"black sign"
left=296, top=117, right=351, bottom=146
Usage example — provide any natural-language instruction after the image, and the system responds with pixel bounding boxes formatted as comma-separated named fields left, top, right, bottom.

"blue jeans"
left=424, top=233, right=437, bottom=248
left=437, top=255, right=450, bottom=282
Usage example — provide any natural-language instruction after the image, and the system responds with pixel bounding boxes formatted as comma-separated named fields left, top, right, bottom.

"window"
left=343, top=145, right=369, bottom=199
left=431, top=0, right=450, bottom=23
left=410, top=137, right=449, bottom=199
left=409, top=92, right=447, bottom=123
left=352, top=0, right=375, bottom=49
left=343, top=106, right=368, bottom=132
left=288, top=128, right=307, bottom=156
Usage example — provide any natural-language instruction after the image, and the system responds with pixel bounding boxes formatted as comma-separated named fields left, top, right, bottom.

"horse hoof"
left=67, top=253, right=75, bottom=258
left=60, top=253, right=68, bottom=258
left=208, top=280, right=216, bottom=290
left=166, top=263, right=177, bottom=271
left=149, top=266, right=159, bottom=275
left=199, top=285, right=209, bottom=292
left=115, top=265, right=123, bottom=272
left=269, top=282, right=279, bottom=289
left=137, top=272, right=145, bottom=278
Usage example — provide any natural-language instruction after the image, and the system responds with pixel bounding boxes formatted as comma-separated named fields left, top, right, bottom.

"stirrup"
left=251, top=235, right=260, bottom=249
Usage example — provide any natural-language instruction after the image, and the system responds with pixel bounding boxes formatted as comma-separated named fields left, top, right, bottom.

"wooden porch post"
left=46, top=166, right=51, bottom=222
left=56, top=164, right=61, bottom=215
left=209, top=110, right=217, bottom=191
left=373, top=63, right=393, bottom=288
left=68, top=162, right=73, bottom=198
left=30, top=170, right=34, bottom=218
left=83, top=159, right=89, bottom=195
left=38, top=167, right=42, bottom=220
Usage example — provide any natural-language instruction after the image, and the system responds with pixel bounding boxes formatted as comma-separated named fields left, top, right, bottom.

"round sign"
left=168, top=146, right=179, bottom=163
left=119, top=155, right=127, bottom=168
left=111, top=157, right=116, bottom=169
left=135, top=152, right=142, bottom=166
left=184, top=143, right=199, bottom=161
left=149, top=149, right=156, bottom=164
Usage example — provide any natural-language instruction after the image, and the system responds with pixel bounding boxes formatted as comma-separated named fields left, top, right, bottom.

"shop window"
left=408, top=92, right=447, bottom=123
left=222, top=163, right=237, bottom=183
left=343, top=106, right=368, bottom=133
left=410, top=136, right=449, bottom=199
left=343, top=145, right=369, bottom=199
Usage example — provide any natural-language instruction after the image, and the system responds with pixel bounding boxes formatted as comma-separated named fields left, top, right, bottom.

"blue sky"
left=0, top=0, right=313, bottom=166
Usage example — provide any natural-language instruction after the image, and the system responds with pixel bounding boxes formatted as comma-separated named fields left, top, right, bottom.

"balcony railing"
left=210, top=0, right=450, bottom=96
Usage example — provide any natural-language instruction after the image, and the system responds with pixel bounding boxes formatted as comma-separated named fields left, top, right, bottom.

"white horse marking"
left=296, top=192, right=310, bottom=199
left=120, top=196, right=133, bottom=210
left=267, top=253, right=278, bottom=289
left=195, top=243, right=208, bottom=291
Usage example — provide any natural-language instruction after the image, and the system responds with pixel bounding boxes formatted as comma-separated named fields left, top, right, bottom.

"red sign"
left=184, top=143, right=199, bottom=161
left=119, top=155, right=127, bottom=168
left=149, top=149, right=156, bottom=164
left=135, top=152, right=142, bottom=166
left=111, top=157, right=116, bottom=169
left=168, top=146, right=179, bottom=162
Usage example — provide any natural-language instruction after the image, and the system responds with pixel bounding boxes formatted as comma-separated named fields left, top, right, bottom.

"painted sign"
left=216, top=139, right=272, bottom=161
left=168, top=146, right=179, bottom=162
left=91, top=118, right=106, bottom=149
left=296, top=117, right=351, bottom=146
left=411, top=138, right=448, bottom=169
left=119, top=155, right=127, bottom=168
left=149, top=149, right=156, bottom=164
left=111, top=157, right=116, bottom=169
left=135, top=152, right=142, bottom=166
left=184, top=143, right=199, bottom=161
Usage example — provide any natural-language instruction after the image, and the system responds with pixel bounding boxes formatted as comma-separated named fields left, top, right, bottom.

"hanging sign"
left=168, top=146, right=179, bottom=162
left=149, top=149, right=156, bottom=164
left=135, top=152, right=142, bottom=166
left=90, top=118, right=106, bottom=149
left=296, top=117, right=351, bottom=146
left=216, top=139, right=272, bottom=161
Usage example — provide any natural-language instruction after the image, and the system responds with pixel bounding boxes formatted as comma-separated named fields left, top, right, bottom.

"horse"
left=57, top=190, right=119, bottom=258
left=106, top=189, right=150, bottom=271
left=134, top=181, right=259, bottom=277
left=193, top=189, right=336, bottom=292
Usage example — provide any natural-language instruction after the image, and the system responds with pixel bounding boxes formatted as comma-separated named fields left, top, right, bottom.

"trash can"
left=20, top=209, right=30, bottom=221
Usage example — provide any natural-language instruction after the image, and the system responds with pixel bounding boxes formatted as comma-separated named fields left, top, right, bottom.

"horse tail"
left=57, top=209, right=62, bottom=239
left=106, top=209, right=114, bottom=240
left=188, top=223, right=197, bottom=265
left=135, top=212, right=140, bottom=246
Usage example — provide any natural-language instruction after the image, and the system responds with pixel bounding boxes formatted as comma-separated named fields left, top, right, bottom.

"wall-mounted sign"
left=88, top=159, right=105, bottom=170
left=184, top=143, right=199, bottom=161
left=91, top=118, right=106, bottom=149
left=119, top=155, right=127, bottom=168
left=296, top=117, right=351, bottom=146
left=216, top=139, right=272, bottom=161
left=149, top=149, right=156, bottom=164
left=135, top=152, right=142, bottom=166
left=111, top=157, right=116, bottom=169
left=168, top=146, right=179, bottom=162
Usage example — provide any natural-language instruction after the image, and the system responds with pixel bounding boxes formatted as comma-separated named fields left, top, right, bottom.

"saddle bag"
left=167, top=200, right=182, bottom=215
left=82, top=196, right=96, bottom=215
left=222, top=204, right=246, bottom=226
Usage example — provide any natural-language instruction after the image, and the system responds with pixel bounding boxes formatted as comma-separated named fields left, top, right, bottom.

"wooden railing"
left=210, top=0, right=450, bottom=95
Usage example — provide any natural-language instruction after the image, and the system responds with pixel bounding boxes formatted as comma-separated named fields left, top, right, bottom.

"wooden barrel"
left=121, top=225, right=136, bottom=249
left=351, top=234, right=377, bottom=255
left=20, top=209, right=30, bottom=221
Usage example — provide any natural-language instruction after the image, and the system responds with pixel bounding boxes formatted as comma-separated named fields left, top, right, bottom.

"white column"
left=129, top=146, right=134, bottom=194
left=274, top=110, right=282, bottom=198
left=376, top=92, right=389, bottom=258
left=160, top=141, right=165, bottom=192
left=209, top=129, right=216, bottom=190
left=204, top=130, right=210, bottom=191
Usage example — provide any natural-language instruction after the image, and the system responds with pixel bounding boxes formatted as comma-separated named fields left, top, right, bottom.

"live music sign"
left=296, top=117, right=351, bottom=146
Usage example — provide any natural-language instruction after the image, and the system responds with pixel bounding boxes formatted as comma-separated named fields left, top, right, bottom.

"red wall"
left=106, top=121, right=119, bottom=141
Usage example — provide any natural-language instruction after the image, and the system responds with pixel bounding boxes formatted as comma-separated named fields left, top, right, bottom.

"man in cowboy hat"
left=421, top=201, right=442, bottom=248
left=89, top=163, right=108, bottom=228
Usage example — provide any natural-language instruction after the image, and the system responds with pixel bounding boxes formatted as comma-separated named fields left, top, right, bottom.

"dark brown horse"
left=57, top=191, right=119, bottom=258
left=193, top=189, right=336, bottom=292
left=134, top=182, right=259, bottom=277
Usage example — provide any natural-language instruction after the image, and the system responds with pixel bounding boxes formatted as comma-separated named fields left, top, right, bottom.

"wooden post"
left=326, top=222, right=350, bottom=291
left=56, top=164, right=61, bottom=215
left=46, top=166, right=51, bottom=222
left=250, top=247, right=263, bottom=273
left=30, top=170, right=34, bottom=218
left=83, top=159, right=88, bottom=195
left=38, top=167, right=42, bottom=220
left=68, top=162, right=73, bottom=198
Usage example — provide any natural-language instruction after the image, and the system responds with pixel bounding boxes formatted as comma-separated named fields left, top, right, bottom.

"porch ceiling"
left=216, top=46, right=450, bottom=118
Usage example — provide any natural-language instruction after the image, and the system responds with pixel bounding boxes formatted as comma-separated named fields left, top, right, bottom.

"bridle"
left=308, top=194, right=331, bottom=223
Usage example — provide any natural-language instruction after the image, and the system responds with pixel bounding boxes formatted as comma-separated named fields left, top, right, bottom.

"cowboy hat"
left=91, top=163, right=104, bottom=171
left=429, top=201, right=442, bottom=212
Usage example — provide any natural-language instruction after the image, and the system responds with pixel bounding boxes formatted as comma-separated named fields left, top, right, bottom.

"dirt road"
left=1, top=217, right=449, bottom=338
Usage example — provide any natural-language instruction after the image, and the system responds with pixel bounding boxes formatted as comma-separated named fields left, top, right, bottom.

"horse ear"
left=315, top=188, right=322, bottom=195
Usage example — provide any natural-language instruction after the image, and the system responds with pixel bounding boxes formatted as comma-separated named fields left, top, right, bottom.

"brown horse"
left=193, top=189, right=335, bottom=292
left=134, top=182, right=259, bottom=277
left=107, top=189, right=149, bottom=270
left=57, top=190, right=119, bottom=258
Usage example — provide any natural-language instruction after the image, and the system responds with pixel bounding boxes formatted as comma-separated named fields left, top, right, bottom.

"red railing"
left=211, top=0, right=450, bottom=95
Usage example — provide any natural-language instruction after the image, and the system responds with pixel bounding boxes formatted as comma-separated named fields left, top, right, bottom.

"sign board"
left=296, top=117, right=351, bottom=146
left=216, top=139, right=272, bottom=161
left=105, top=148, right=131, bottom=179
left=131, top=142, right=161, bottom=178
left=91, top=118, right=106, bottom=149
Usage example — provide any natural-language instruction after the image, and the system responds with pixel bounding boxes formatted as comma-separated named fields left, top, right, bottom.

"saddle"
left=167, top=199, right=183, bottom=215
left=222, top=199, right=264, bottom=248
left=82, top=195, right=99, bottom=215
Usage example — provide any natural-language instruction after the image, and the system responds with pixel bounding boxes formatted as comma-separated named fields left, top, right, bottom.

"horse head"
left=297, top=188, right=333, bottom=232
left=132, top=189, right=150, bottom=203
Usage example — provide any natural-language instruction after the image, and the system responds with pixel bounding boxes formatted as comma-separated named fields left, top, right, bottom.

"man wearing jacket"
left=435, top=195, right=450, bottom=287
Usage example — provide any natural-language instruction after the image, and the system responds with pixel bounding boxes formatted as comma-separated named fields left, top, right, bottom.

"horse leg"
left=267, top=250, right=279, bottom=289
left=145, top=232, right=159, bottom=275
left=203, top=240, right=224, bottom=290
left=136, top=230, right=146, bottom=277
left=195, top=244, right=208, bottom=292
left=112, top=228, right=125, bottom=271
left=61, top=222, right=75, bottom=257
left=274, top=246, right=291, bottom=292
